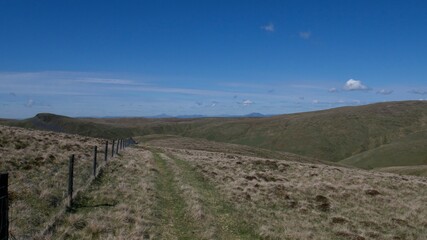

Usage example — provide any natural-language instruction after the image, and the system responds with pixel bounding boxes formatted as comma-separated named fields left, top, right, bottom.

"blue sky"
left=1, top=0, right=427, bottom=118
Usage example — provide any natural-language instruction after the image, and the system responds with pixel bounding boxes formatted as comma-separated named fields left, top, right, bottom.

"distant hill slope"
left=3, top=113, right=135, bottom=139
left=71, top=101, right=427, bottom=167
left=3, top=101, right=427, bottom=169
left=339, top=130, right=427, bottom=169
left=135, top=101, right=427, bottom=164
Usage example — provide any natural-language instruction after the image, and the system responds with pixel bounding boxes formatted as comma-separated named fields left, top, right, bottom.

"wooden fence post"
left=105, top=141, right=108, bottom=162
left=116, top=139, right=119, bottom=154
left=0, top=173, right=9, bottom=240
left=93, top=146, right=97, bottom=177
left=68, top=155, right=74, bottom=208
left=111, top=140, right=115, bottom=157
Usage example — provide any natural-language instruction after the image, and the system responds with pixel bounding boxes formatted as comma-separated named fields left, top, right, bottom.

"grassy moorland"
left=2, top=101, right=427, bottom=175
left=1, top=124, right=426, bottom=239
left=47, top=136, right=427, bottom=239
left=0, top=125, right=110, bottom=238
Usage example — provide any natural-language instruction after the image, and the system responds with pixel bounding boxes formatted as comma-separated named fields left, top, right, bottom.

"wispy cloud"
left=376, top=89, right=393, bottom=95
left=311, top=99, right=361, bottom=105
left=239, top=99, right=254, bottom=106
left=409, top=89, right=427, bottom=95
left=25, top=99, right=34, bottom=108
left=299, top=31, right=311, bottom=39
left=76, top=78, right=134, bottom=85
left=328, top=88, right=338, bottom=93
left=211, top=101, right=219, bottom=107
left=261, top=23, right=275, bottom=32
left=343, top=79, right=369, bottom=91
left=291, top=84, right=329, bottom=90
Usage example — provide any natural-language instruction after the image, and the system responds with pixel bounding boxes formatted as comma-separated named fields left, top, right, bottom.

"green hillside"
left=136, top=101, right=427, bottom=163
left=4, top=113, right=136, bottom=139
left=3, top=101, right=427, bottom=171
left=82, top=100, right=427, bottom=169
left=339, top=130, right=427, bottom=169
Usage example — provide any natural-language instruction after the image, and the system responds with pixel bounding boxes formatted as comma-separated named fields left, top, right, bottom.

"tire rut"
left=151, top=148, right=259, bottom=239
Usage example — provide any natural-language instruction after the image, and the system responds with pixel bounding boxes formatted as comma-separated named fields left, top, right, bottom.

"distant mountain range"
left=146, top=112, right=271, bottom=119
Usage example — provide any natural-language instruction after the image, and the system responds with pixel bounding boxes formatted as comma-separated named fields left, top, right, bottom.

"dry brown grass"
left=0, top=125, right=108, bottom=238
left=5, top=128, right=426, bottom=239
left=159, top=145, right=427, bottom=240
left=48, top=147, right=156, bottom=239
left=139, top=134, right=332, bottom=165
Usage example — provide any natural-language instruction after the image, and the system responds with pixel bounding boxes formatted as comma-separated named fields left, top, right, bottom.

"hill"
left=3, top=113, right=135, bottom=139
left=49, top=136, right=427, bottom=239
left=124, top=101, right=427, bottom=167
left=2, top=125, right=427, bottom=239
left=3, top=101, right=427, bottom=171
left=340, top=130, right=427, bottom=169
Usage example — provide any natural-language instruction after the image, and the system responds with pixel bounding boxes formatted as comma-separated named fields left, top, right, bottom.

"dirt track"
left=45, top=137, right=427, bottom=239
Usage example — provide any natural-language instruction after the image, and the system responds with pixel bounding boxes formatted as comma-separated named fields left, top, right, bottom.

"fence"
left=1, top=137, right=136, bottom=239
left=1, top=173, right=8, bottom=240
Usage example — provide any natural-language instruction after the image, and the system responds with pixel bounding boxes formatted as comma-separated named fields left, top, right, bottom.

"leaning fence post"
left=0, top=172, right=9, bottom=240
left=111, top=140, right=115, bottom=157
left=68, top=155, right=74, bottom=208
left=93, top=146, right=97, bottom=177
left=105, top=141, right=108, bottom=162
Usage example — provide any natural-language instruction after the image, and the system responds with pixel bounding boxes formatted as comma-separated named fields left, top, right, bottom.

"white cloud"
left=25, top=99, right=34, bottom=108
left=299, top=31, right=311, bottom=39
left=376, top=89, right=393, bottom=95
left=240, top=99, right=254, bottom=106
left=261, top=23, right=275, bottom=32
left=343, top=79, right=369, bottom=91
left=328, top=88, right=338, bottom=93
left=211, top=101, right=218, bottom=107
